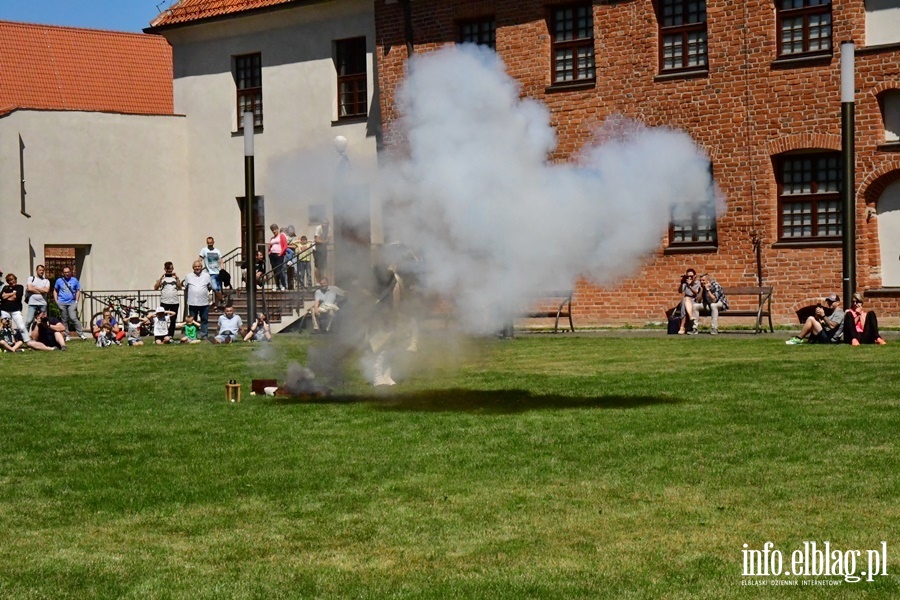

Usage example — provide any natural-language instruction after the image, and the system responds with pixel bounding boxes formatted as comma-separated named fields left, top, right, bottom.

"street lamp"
left=244, top=112, right=256, bottom=323
left=841, top=41, right=855, bottom=303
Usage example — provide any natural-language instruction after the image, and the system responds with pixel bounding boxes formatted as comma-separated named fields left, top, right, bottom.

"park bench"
left=695, top=286, right=774, bottom=333
left=519, top=290, right=575, bottom=333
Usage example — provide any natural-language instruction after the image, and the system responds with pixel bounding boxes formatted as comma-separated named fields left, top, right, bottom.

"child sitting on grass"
left=125, top=313, right=146, bottom=346
left=180, top=314, right=202, bottom=344
left=0, top=317, right=24, bottom=352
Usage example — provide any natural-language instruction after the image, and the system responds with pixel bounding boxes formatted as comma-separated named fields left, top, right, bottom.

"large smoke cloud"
left=379, top=44, right=720, bottom=333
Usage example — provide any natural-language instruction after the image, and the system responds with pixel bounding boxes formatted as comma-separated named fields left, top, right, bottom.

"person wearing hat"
left=844, top=293, right=887, bottom=346
left=148, top=306, right=176, bottom=345
left=125, top=312, right=148, bottom=346
left=786, top=293, right=845, bottom=345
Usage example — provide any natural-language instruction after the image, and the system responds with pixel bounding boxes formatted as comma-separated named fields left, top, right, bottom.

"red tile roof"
left=0, top=21, right=173, bottom=117
left=149, top=0, right=299, bottom=29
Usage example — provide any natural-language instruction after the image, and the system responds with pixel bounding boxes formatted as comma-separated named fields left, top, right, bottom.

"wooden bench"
left=695, top=286, right=774, bottom=333
left=520, top=291, right=575, bottom=333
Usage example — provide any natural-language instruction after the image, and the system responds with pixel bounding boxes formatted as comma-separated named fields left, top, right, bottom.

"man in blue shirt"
left=53, top=267, right=88, bottom=340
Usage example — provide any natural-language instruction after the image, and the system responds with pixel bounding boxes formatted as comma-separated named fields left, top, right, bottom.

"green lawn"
left=0, top=333, right=898, bottom=598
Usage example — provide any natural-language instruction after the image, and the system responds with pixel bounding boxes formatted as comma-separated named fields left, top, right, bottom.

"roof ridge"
left=0, top=19, right=159, bottom=37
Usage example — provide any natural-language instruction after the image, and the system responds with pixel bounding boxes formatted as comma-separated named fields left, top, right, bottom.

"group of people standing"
left=262, top=220, right=329, bottom=291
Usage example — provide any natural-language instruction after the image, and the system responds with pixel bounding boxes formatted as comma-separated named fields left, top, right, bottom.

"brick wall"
left=375, top=0, right=900, bottom=326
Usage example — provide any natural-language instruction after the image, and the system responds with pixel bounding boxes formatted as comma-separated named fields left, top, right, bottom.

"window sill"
left=862, top=287, right=900, bottom=297
left=232, top=125, right=264, bottom=137
left=770, top=54, right=832, bottom=69
left=332, top=115, right=368, bottom=126
left=771, top=239, right=841, bottom=249
left=664, top=244, right=718, bottom=255
left=876, top=141, right=900, bottom=152
left=857, top=42, right=900, bottom=55
left=545, top=80, right=596, bottom=94
left=654, top=68, right=708, bottom=82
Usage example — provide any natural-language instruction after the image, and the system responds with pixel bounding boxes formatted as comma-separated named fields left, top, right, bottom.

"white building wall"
left=0, top=110, right=190, bottom=291
left=161, top=0, right=381, bottom=255
left=866, top=0, right=900, bottom=46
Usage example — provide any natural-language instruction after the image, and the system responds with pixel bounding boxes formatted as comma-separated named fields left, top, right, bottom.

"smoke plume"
left=379, top=44, right=720, bottom=333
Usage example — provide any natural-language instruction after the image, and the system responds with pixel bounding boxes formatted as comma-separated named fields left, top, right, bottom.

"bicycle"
left=91, top=294, right=152, bottom=335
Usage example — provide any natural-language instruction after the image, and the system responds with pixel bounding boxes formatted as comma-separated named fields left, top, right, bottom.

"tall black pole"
left=840, top=42, right=856, bottom=303
left=243, top=112, right=257, bottom=324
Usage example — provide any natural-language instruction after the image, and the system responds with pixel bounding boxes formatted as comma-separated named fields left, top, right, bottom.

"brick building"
left=374, top=0, right=900, bottom=326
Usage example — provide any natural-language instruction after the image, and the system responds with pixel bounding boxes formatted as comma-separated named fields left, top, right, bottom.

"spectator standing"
left=1, top=273, right=28, bottom=334
left=697, top=273, right=729, bottom=335
left=53, top=267, right=88, bottom=340
left=314, top=219, right=330, bottom=282
left=267, top=223, right=289, bottom=290
left=284, top=225, right=299, bottom=289
left=844, top=293, right=887, bottom=346
left=154, top=262, right=182, bottom=338
left=25, top=265, right=50, bottom=328
left=184, top=260, right=213, bottom=339
left=297, top=235, right=313, bottom=289
left=199, top=237, right=224, bottom=309
left=213, top=305, right=243, bottom=344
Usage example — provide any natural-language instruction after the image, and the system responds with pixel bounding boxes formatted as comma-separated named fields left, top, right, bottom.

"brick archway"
left=861, top=163, right=900, bottom=206
left=765, top=133, right=841, bottom=156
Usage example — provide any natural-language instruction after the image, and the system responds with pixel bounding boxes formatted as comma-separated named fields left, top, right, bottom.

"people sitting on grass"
left=125, top=313, right=146, bottom=346
left=180, top=314, right=202, bottom=344
left=148, top=306, right=176, bottom=345
left=243, top=313, right=272, bottom=342
left=786, top=293, right=845, bottom=345
left=92, top=310, right=125, bottom=343
left=844, top=293, right=887, bottom=346
left=677, top=268, right=700, bottom=335
left=0, top=316, right=25, bottom=352
left=212, top=305, right=243, bottom=344
left=28, top=309, right=67, bottom=351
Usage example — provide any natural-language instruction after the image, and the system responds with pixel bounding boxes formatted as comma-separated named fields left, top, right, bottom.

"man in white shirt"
left=25, top=264, right=50, bottom=329
left=184, top=260, right=213, bottom=339
left=199, top=236, right=224, bottom=308
left=312, top=277, right=341, bottom=332
left=213, top=305, right=243, bottom=344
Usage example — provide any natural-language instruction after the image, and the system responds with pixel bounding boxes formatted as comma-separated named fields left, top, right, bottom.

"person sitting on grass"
left=92, top=310, right=125, bottom=343
left=843, top=293, right=887, bottom=346
left=125, top=313, right=147, bottom=346
left=212, top=305, right=243, bottom=344
left=0, top=316, right=25, bottom=352
left=28, top=309, right=67, bottom=351
left=148, top=306, right=176, bottom=345
left=786, top=293, right=844, bottom=345
left=243, top=313, right=272, bottom=342
left=180, top=314, right=202, bottom=344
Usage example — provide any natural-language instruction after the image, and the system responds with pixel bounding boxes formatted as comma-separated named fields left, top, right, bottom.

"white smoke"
left=379, top=44, right=720, bottom=333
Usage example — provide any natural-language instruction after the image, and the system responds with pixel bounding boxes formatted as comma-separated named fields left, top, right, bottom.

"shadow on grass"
left=274, top=388, right=681, bottom=414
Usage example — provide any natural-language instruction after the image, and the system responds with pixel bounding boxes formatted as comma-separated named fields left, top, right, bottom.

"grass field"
left=0, top=333, right=898, bottom=598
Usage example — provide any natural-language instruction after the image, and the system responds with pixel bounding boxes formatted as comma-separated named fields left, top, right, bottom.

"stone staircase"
left=210, top=288, right=316, bottom=334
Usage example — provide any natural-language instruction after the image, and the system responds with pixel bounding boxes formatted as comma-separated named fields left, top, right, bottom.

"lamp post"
left=840, top=41, right=856, bottom=304
left=243, top=112, right=256, bottom=324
